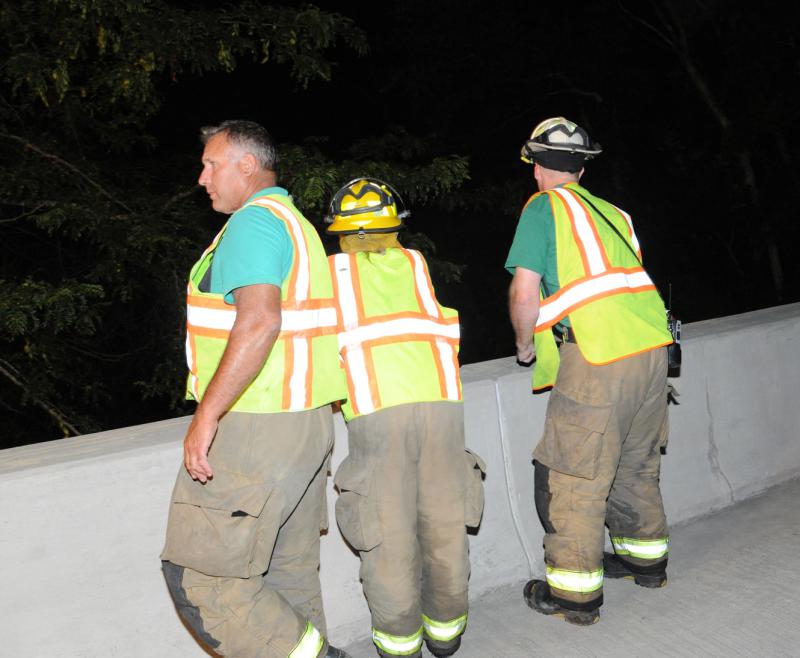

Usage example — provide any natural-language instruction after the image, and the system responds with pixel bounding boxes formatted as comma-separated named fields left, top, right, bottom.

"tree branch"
left=616, top=0, right=677, bottom=50
left=162, top=184, right=201, bottom=211
left=0, top=133, right=135, bottom=215
left=0, top=359, right=80, bottom=436
left=0, top=202, right=48, bottom=224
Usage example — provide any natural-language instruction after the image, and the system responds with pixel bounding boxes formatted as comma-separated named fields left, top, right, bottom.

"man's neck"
left=236, top=175, right=279, bottom=209
left=253, top=174, right=278, bottom=193
left=541, top=177, right=578, bottom=191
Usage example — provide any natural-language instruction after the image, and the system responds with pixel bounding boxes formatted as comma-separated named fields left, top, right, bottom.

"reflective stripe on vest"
left=612, top=203, right=641, bottom=258
left=422, top=613, right=467, bottom=642
left=332, top=249, right=461, bottom=418
left=373, top=626, right=423, bottom=655
left=185, top=195, right=339, bottom=411
left=611, top=536, right=669, bottom=560
left=534, top=187, right=655, bottom=332
left=527, top=185, right=672, bottom=390
left=536, top=267, right=656, bottom=330
left=288, top=622, right=324, bottom=658
left=551, top=186, right=609, bottom=275
left=546, top=565, right=604, bottom=594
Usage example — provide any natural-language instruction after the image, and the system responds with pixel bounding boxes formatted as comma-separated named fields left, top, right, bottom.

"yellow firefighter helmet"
left=325, top=178, right=409, bottom=234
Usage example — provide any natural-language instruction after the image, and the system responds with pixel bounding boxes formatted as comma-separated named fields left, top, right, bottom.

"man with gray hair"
left=161, top=120, right=349, bottom=658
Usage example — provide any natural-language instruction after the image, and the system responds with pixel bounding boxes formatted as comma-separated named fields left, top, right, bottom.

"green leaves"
left=0, top=1, right=372, bottom=445
left=0, top=1, right=468, bottom=446
left=0, top=279, right=104, bottom=338
left=1, top=1, right=367, bottom=144
left=279, top=135, right=470, bottom=217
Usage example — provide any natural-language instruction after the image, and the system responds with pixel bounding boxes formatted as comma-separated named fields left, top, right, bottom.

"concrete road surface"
left=344, top=478, right=800, bottom=658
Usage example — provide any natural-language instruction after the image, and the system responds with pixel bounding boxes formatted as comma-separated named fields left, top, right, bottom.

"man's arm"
left=508, top=266, right=542, bottom=365
left=183, top=283, right=282, bottom=483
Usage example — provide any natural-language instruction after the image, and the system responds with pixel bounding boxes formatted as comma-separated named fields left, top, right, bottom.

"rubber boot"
left=603, top=552, right=667, bottom=588
left=424, top=635, right=461, bottom=657
left=522, top=580, right=599, bottom=626
left=325, top=645, right=353, bottom=658
left=376, top=648, right=421, bottom=658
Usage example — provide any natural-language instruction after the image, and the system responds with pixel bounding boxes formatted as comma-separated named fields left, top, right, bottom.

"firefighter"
left=506, top=118, right=673, bottom=625
left=161, top=120, right=349, bottom=658
left=326, top=179, right=485, bottom=657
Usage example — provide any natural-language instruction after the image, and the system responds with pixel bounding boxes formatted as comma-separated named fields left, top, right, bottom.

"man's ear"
left=238, top=153, right=258, bottom=177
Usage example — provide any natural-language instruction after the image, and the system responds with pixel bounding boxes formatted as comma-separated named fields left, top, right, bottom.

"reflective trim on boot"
left=546, top=565, right=604, bottom=594
left=523, top=579, right=600, bottom=626
left=288, top=622, right=324, bottom=658
left=611, top=536, right=669, bottom=560
left=372, top=626, right=423, bottom=656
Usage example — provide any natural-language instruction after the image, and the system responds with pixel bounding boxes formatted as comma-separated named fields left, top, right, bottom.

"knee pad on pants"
left=162, top=560, right=221, bottom=650
left=534, top=461, right=556, bottom=534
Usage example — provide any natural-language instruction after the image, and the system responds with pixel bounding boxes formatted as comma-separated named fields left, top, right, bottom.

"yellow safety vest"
left=329, top=248, right=462, bottom=420
left=185, top=194, right=345, bottom=412
left=530, top=183, right=673, bottom=390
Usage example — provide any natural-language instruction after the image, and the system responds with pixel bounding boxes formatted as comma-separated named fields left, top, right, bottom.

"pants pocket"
left=334, top=459, right=381, bottom=552
left=463, top=448, right=486, bottom=528
left=162, top=468, right=279, bottom=578
left=533, top=390, right=612, bottom=479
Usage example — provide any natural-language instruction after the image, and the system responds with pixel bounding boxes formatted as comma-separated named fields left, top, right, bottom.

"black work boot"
left=424, top=635, right=461, bottom=657
left=325, top=645, right=353, bottom=658
left=376, top=647, right=421, bottom=658
left=522, top=579, right=599, bottom=626
left=603, top=552, right=667, bottom=588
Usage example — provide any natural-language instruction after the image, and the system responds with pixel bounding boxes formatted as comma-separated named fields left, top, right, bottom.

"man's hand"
left=516, top=341, right=536, bottom=366
left=509, top=267, right=542, bottom=367
left=183, top=413, right=218, bottom=483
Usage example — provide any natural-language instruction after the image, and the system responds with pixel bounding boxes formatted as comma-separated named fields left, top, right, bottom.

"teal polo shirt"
left=505, top=187, right=570, bottom=328
left=210, top=187, right=293, bottom=304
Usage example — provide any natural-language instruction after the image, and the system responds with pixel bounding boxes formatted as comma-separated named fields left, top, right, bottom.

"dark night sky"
left=148, top=0, right=800, bottom=363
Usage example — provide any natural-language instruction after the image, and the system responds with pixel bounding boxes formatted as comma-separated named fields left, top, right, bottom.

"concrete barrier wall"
left=2, top=303, right=799, bottom=657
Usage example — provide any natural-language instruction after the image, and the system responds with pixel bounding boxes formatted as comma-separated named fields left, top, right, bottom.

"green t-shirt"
left=505, top=188, right=570, bottom=327
left=210, top=187, right=293, bottom=304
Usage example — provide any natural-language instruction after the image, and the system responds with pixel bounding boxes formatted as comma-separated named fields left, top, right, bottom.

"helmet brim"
left=522, top=140, right=602, bottom=156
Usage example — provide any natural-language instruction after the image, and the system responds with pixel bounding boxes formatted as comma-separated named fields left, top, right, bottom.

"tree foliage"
left=0, top=1, right=469, bottom=447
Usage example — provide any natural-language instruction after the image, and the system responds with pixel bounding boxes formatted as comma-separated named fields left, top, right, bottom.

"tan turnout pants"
left=161, top=406, right=334, bottom=658
left=533, top=343, right=669, bottom=610
left=335, top=401, right=485, bottom=654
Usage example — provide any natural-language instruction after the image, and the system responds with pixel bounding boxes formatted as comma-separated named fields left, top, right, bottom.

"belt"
left=557, top=326, right=578, bottom=344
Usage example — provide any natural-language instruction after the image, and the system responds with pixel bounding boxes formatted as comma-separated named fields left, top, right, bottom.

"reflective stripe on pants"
left=372, top=627, right=423, bottom=656
left=611, top=536, right=669, bottom=560
left=423, top=613, right=468, bottom=642
left=289, top=622, right=324, bottom=658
